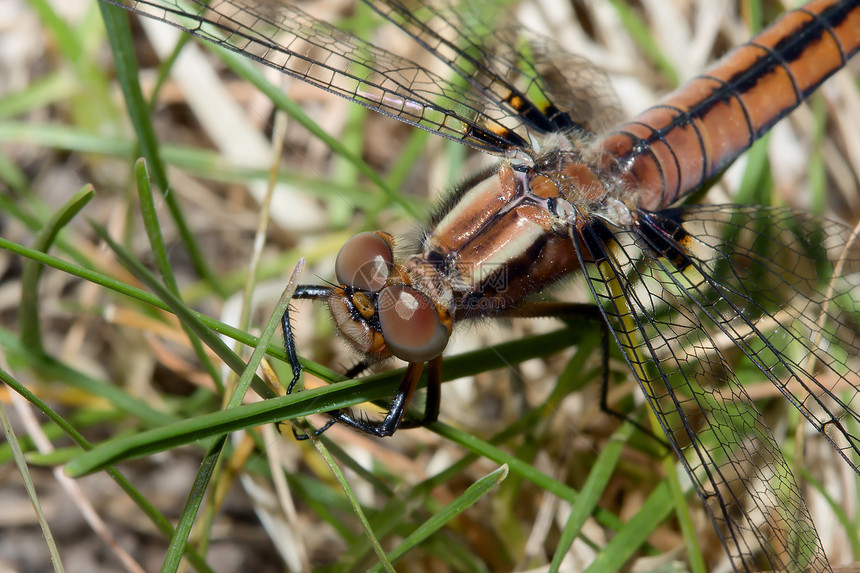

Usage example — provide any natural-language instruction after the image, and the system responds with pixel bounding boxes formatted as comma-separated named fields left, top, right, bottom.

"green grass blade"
left=90, top=222, right=275, bottom=400
left=304, top=423, right=395, bottom=573
left=98, top=3, right=164, bottom=187
left=664, top=454, right=706, bottom=573
left=161, top=434, right=226, bottom=573
left=582, top=481, right=675, bottom=573
left=0, top=368, right=213, bottom=572
left=432, top=422, right=625, bottom=534
left=64, top=321, right=586, bottom=476
left=0, top=72, right=79, bottom=119
left=607, top=0, right=679, bottom=87
left=0, top=235, right=286, bottom=363
left=99, top=1, right=225, bottom=296
left=161, top=265, right=300, bottom=572
left=134, top=159, right=222, bottom=390
left=0, top=372, right=65, bottom=573
left=20, top=184, right=94, bottom=353
left=370, top=465, right=508, bottom=571
left=550, top=423, right=633, bottom=571
left=803, top=468, right=860, bottom=559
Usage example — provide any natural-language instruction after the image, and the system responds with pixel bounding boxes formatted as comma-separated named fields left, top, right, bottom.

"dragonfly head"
left=327, top=231, right=452, bottom=363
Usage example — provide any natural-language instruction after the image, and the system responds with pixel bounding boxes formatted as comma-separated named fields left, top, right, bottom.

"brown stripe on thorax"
left=597, top=0, right=859, bottom=212
left=413, top=162, right=580, bottom=317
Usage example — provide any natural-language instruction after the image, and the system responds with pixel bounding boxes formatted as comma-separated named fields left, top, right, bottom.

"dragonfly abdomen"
left=598, top=0, right=859, bottom=211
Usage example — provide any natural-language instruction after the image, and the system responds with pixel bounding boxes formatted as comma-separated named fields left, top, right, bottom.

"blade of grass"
left=300, top=419, right=395, bottom=573
left=161, top=265, right=302, bottom=572
left=312, top=434, right=395, bottom=498
left=26, top=0, right=83, bottom=69
left=64, top=322, right=589, bottom=476
left=285, top=471, right=361, bottom=541
left=806, top=94, right=829, bottom=216
left=0, top=410, right=117, bottom=465
left=802, top=468, right=860, bottom=559
left=0, top=71, right=79, bottom=119
left=339, top=496, right=410, bottom=568
left=20, top=184, right=94, bottom=353
left=0, top=233, right=338, bottom=382
left=98, top=2, right=225, bottom=296
left=90, top=222, right=275, bottom=400
left=0, top=368, right=213, bottom=572
left=433, top=421, right=640, bottom=535
left=607, top=0, right=679, bottom=88
left=48, top=388, right=287, bottom=468
left=581, top=480, right=676, bottom=573
left=369, top=465, right=508, bottom=572
left=227, top=262, right=304, bottom=410
left=549, top=422, right=633, bottom=571
left=0, top=121, right=136, bottom=156
left=193, top=94, right=290, bottom=566
left=0, top=375, right=65, bottom=573
left=0, top=122, right=382, bottom=206
left=0, top=176, right=96, bottom=269
left=134, top=158, right=221, bottom=390
left=148, top=29, right=192, bottom=108
left=733, top=134, right=772, bottom=205
left=28, top=0, right=117, bottom=131
left=52, top=370, right=419, bottom=474
left=161, top=434, right=226, bottom=573
left=0, top=149, right=28, bottom=192
left=662, top=446, right=706, bottom=573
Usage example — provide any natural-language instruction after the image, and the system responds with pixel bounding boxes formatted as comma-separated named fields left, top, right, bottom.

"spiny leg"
left=281, top=286, right=342, bottom=439
left=282, top=285, right=333, bottom=393
left=324, top=361, right=426, bottom=437
left=397, top=355, right=442, bottom=430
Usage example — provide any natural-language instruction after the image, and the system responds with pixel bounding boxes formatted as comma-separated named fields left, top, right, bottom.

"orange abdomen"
left=598, top=0, right=859, bottom=211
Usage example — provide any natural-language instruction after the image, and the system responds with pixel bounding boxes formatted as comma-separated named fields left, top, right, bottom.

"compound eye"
left=378, top=285, right=450, bottom=363
left=335, top=232, right=393, bottom=292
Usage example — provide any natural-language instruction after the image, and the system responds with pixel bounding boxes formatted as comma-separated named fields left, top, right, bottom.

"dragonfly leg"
left=322, top=361, right=428, bottom=437
left=345, top=358, right=374, bottom=379
left=281, top=285, right=345, bottom=439
left=503, top=301, right=601, bottom=321
left=595, top=325, right=667, bottom=447
left=281, top=302, right=303, bottom=394
left=397, top=355, right=441, bottom=429
left=282, top=285, right=335, bottom=393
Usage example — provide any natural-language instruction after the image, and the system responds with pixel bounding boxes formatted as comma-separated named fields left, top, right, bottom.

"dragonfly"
left=101, top=0, right=860, bottom=570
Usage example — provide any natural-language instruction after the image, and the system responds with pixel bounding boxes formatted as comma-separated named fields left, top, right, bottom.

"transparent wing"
left=366, top=0, right=623, bottom=137
left=102, top=0, right=621, bottom=154
left=577, top=204, right=860, bottom=572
